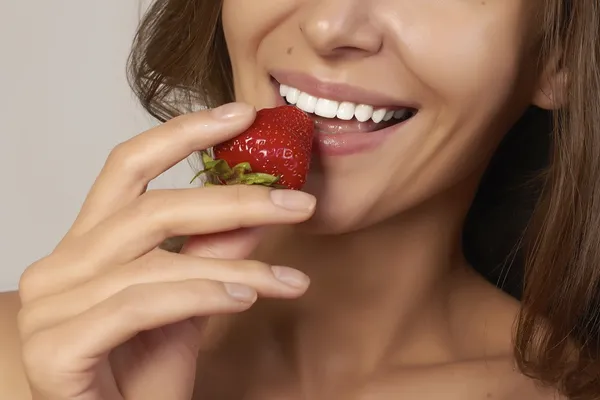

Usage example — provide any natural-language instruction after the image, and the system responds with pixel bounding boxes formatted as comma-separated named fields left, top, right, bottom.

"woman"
left=0, top=0, right=598, bottom=399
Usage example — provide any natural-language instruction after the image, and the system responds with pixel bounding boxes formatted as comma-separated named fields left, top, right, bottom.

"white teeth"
left=279, top=84, right=290, bottom=97
left=296, top=92, right=318, bottom=113
left=285, top=87, right=300, bottom=104
left=279, top=83, right=412, bottom=123
left=372, top=109, right=387, bottom=124
left=355, top=104, right=374, bottom=122
left=315, top=98, right=340, bottom=118
left=336, top=102, right=356, bottom=120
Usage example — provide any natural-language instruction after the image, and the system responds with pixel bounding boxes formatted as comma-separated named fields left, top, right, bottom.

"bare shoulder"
left=0, top=291, right=32, bottom=400
left=454, top=355, right=565, bottom=400
left=504, top=377, right=566, bottom=400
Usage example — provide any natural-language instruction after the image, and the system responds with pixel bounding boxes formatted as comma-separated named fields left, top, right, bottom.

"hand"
left=17, top=103, right=316, bottom=400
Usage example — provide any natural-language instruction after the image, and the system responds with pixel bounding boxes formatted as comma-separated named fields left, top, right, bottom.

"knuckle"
left=231, top=184, right=248, bottom=207
left=106, top=140, right=149, bottom=183
left=17, top=305, right=37, bottom=338
left=226, top=184, right=264, bottom=210
left=106, top=141, right=131, bottom=167
left=241, top=260, right=273, bottom=278
left=19, top=249, right=78, bottom=303
left=19, top=258, right=51, bottom=302
left=192, top=280, right=229, bottom=305
left=18, top=269, right=37, bottom=302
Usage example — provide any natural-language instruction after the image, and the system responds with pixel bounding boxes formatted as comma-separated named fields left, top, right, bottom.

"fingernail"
left=211, top=102, right=254, bottom=120
left=271, top=266, right=310, bottom=289
left=224, top=283, right=257, bottom=302
left=270, top=190, right=316, bottom=212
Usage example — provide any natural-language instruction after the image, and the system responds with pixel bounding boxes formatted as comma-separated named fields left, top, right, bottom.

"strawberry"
left=192, top=105, right=314, bottom=190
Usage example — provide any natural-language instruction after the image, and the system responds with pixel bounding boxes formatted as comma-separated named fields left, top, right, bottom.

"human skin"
left=223, top=0, right=552, bottom=231
left=205, top=0, right=561, bottom=397
left=0, top=0, right=565, bottom=399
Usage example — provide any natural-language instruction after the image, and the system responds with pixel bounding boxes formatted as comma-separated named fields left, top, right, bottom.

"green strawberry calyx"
left=190, top=151, right=284, bottom=187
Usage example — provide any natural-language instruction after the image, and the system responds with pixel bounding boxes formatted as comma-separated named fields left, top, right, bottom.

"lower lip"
left=314, top=121, right=405, bottom=156
left=273, top=91, right=411, bottom=157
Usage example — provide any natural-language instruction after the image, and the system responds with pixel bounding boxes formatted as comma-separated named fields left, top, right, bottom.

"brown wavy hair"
left=127, top=1, right=600, bottom=398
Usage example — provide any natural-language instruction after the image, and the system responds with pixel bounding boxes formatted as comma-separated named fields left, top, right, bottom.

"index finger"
left=68, top=103, right=256, bottom=238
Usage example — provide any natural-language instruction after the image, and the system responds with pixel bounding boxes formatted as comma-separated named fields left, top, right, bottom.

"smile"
left=270, top=71, right=418, bottom=156
left=279, top=83, right=414, bottom=125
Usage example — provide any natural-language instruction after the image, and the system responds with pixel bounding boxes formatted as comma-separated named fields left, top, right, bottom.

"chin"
left=294, top=173, right=381, bottom=235
left=295, top=207, right=363, bottom=235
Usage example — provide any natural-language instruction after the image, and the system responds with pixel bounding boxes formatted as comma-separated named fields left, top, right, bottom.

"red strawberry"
left=192, top=105, right=314, bottom=190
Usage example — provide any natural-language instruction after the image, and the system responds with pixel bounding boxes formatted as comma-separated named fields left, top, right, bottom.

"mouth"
left=269, top=72, right=418, bottom=156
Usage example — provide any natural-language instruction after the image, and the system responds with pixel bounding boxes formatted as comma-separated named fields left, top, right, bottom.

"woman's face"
left=221, top=0, right=543, bottom=233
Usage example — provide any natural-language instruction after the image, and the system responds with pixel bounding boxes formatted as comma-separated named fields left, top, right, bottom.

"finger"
left=23, top=280, right=258, bottom=366
left=68, top=103, right=256, bottom=238
left=24, top=185, right=314, bottom=300
left=180, top=228, right=264, bottom=259
left=76, top=186, right=314, bottom=274
left=19, top=250, right=309, bottom=336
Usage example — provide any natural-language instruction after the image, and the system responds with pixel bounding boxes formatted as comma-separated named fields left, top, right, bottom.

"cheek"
left=221, top=1, right=299, bottom=63
left=396, top=11, right=527, bottom=115
left=313, top=8, right=534, bottom=231
left=221, top=0, right=258, bottom=99
left=220, top=0, right=535, bottom=233
left=391, top=4, right=532, bottom=176
left=221, top=0, right=300, bottom=105
left=402, top=15, right=532, bottom=188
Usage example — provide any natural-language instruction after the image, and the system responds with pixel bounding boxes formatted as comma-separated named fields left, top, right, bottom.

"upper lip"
left=270, top=69, right=417, bottom=110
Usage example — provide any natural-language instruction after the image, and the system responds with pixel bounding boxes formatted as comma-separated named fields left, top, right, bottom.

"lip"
left=270, top=69, right=417, bottom=109
left=271, top=79, right=414, bottom=157
left=313, top=121, right=410, bottom=156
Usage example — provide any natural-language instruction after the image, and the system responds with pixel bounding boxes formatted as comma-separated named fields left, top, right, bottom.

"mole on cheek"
left=287, top=47, right=294, bottom=55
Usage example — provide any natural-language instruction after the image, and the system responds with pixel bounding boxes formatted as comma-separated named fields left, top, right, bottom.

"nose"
left=299, top=0, right=383, bottom=59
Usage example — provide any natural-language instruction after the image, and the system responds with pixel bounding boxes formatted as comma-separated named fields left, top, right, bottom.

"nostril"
left=327, top=46, right=374, bottom=60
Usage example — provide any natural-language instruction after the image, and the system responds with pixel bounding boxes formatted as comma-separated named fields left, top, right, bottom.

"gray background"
left=0, top=1, right=191, bottom=291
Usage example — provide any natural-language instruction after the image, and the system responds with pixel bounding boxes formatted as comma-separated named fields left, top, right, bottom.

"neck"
left=251, top=175, right=488, bottom=388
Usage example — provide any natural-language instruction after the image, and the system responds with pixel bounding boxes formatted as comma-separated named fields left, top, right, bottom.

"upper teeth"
left=279, top=84, right=410, bottom=123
